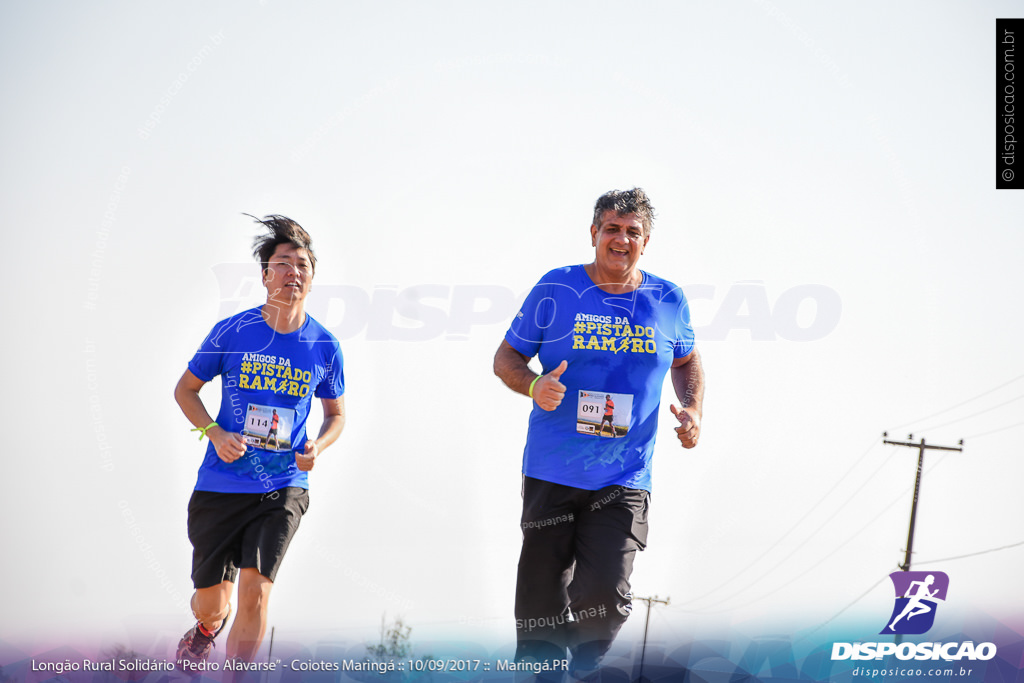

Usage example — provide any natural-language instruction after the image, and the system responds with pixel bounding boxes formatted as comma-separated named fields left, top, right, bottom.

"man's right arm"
left=174, top=369, right=247, bottom=463
left=493, top=340, right=567, bottom=412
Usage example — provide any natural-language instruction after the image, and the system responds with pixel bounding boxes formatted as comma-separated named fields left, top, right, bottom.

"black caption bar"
left=997, top=18, right=1022, bottom=189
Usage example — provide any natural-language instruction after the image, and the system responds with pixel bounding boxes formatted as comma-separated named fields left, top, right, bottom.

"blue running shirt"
left=505, top=265, right=694, bottom=492
left=188, top=307, right=345, bottom=493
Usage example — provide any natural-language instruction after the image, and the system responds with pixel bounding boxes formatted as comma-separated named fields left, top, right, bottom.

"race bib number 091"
left=576, top=390, right=633, bottom=438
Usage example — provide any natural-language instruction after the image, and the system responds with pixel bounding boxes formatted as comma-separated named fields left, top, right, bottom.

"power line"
left=915, top=540, right=1024, bottom=565
left=704, top=471, right=924, bottom=613
left=914, top=394, right=1024, bottom=433
left=676, top=436, right=883, bottom=608
left=685, top=450, right=895, bottom=610
left=799, top=572, right=891, bottom=640
left=682, top=455, right=953, bottom=616
left=887, top=374, right=1024, bottom=431
left=803, top=540, right=1024, bottom=637
left=963, top=420, right=1024, bottom=440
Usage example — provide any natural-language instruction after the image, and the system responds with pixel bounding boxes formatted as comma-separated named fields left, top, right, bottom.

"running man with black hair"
left=173, top=214, right=345, bottom=670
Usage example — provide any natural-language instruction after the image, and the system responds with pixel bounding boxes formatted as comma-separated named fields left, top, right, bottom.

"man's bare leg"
left=191, top=581, right=234, bottom=634
left=226, top=568, right=274, bottom=662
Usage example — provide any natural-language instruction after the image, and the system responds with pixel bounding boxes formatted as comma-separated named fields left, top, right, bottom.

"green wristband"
left=528, top=376, right=541, bottom=398
left=191, top=422, right=218, bottom=440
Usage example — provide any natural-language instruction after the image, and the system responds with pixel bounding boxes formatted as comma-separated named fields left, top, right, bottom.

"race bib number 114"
left=242, top=403, right=295, bottom=452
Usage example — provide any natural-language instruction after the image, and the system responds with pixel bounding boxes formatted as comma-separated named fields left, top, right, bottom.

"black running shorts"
left=187, top=487, right=309, bottom=588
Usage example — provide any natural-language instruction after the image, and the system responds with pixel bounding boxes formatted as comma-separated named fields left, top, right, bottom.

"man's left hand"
left=670, top=405, right=701, bottom=449
left=295, top=439, right=319, bottom=471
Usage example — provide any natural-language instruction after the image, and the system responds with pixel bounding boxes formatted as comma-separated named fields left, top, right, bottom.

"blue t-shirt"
left=505, top=265, right=694, bottom=492
left=188, top=307, right=345, bottom=494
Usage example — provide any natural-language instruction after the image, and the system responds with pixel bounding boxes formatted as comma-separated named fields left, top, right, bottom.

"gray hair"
left=592, top=188, right=655, bottom=235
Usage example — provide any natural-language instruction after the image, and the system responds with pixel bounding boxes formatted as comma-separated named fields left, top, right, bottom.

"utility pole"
left=264, top=625, right=275, bottom=683
left=883, top=433, right=963, bottom=572
left=634, top=595, right=670, bottom=683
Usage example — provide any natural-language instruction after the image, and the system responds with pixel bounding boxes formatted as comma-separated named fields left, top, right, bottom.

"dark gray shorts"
left=187, top=487, right=309, bottom=588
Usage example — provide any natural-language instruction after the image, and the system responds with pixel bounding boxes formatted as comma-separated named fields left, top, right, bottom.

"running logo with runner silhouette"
left=880, top=571, right=949, bottom=635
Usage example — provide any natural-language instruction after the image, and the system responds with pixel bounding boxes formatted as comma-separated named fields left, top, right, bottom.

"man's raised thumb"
left=548, top=360, right=568, bottom=379
left=670, top=404, right=689, bottom=424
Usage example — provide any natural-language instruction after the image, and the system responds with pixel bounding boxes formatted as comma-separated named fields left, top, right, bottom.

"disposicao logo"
left=831, top=570, right=997, bottom=663
left=881, top=571, right=949, bottom=635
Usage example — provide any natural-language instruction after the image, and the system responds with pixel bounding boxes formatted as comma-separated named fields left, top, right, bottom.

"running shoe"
left=175, top=607, right=231, bottom=671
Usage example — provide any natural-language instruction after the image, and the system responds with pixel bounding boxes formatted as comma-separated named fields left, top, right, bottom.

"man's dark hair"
left=248, top=214, right=317, bottom=274
left=592, top=188, right=656, bottom=235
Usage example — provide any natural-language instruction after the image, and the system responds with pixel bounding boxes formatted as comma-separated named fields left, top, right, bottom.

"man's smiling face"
left=590, top=209, right=649, bottom=280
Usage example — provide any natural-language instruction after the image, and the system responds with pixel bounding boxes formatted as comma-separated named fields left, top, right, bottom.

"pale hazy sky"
left=1, top=0, right=1021, bottom=662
